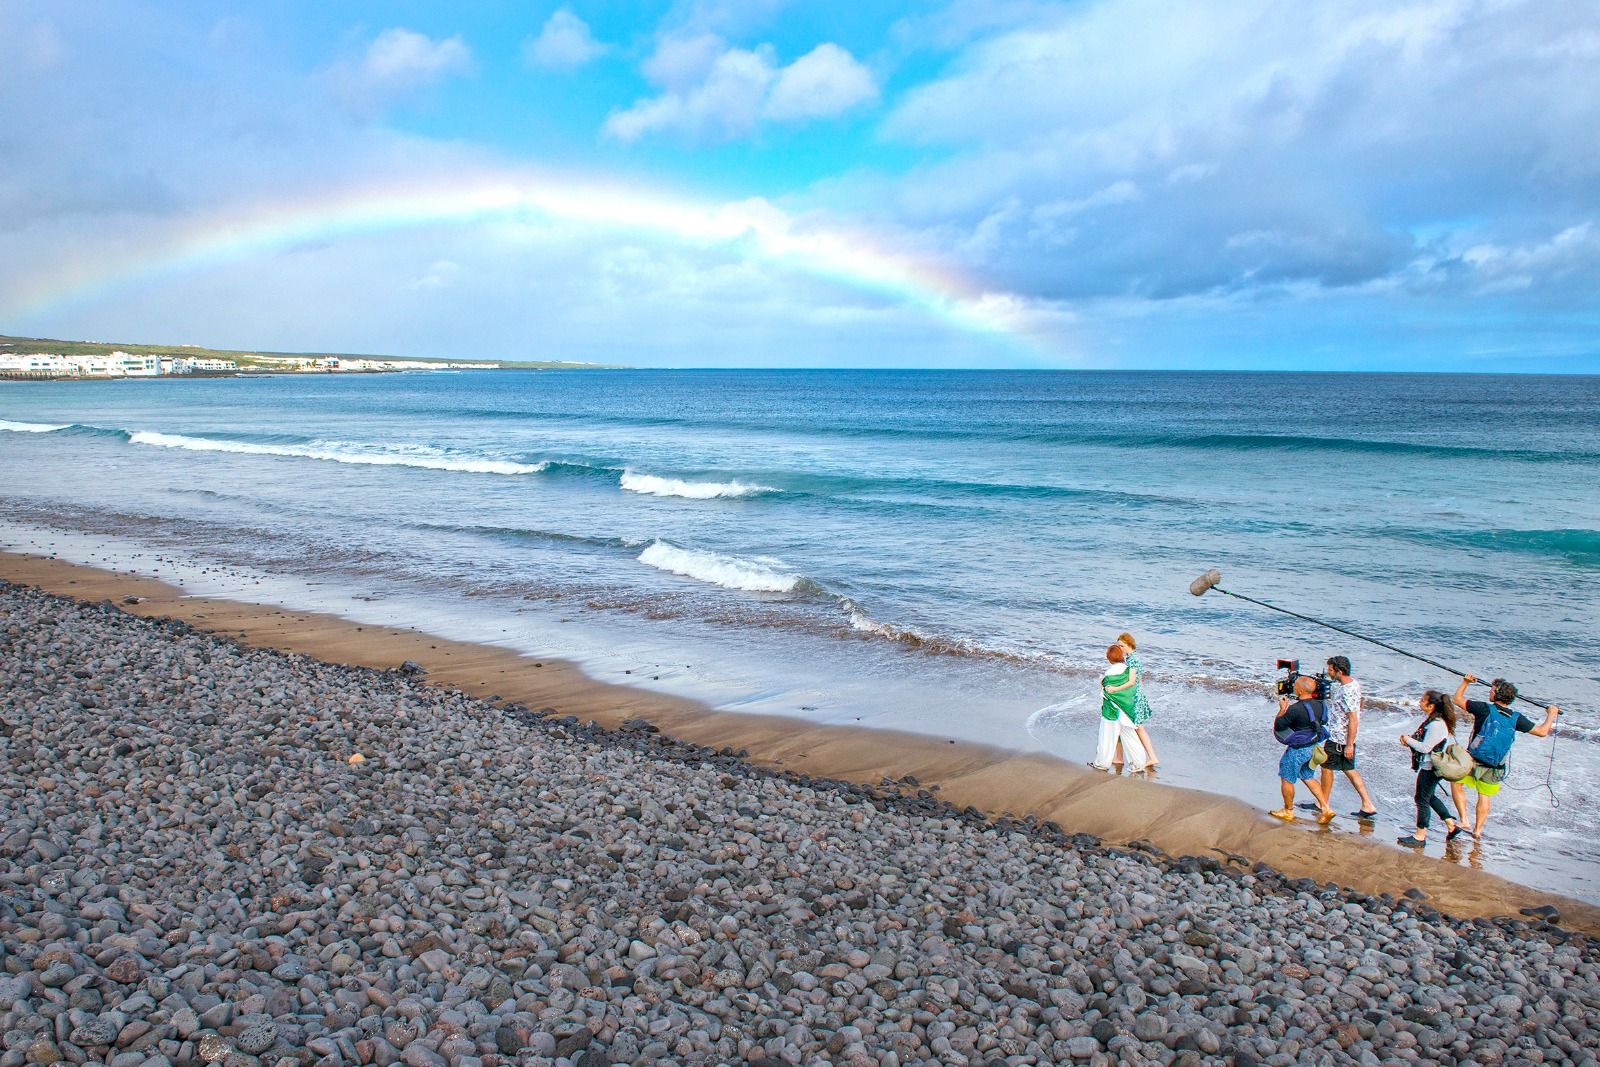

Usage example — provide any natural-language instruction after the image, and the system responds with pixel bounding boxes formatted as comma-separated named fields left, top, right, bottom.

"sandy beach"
left=3, top=549, right=1593, bottom=938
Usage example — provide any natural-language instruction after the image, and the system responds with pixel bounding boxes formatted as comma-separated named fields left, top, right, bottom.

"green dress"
left=1128, top=651, right=1153, bottom=725
left=1101, top=663, right=1136, bottom=721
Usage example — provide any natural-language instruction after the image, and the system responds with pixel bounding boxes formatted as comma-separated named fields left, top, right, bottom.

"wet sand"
left=3, top=547, right=1593, bottom=938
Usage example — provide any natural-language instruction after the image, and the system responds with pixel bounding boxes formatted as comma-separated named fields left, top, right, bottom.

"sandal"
left=1350, top=809, right=1378, bottom=820
left=1317, top=809, right=1337, bottom=825
left=1268, top=808, right=1296, bottom=822
left=1446, top=825, right=1468, bottom=841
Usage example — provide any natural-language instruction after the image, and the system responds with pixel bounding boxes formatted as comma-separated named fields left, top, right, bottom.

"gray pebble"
left=0, top=583, right=1594, bottom=1067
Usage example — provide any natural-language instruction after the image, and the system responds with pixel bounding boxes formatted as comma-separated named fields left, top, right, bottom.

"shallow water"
left=3, top=369, right=1596, bottom=900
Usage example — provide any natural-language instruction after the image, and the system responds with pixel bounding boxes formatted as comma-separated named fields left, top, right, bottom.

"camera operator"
left=1272, top=675, right=1336, bottom=823
left=1320, top=656, right=1379, bottom=820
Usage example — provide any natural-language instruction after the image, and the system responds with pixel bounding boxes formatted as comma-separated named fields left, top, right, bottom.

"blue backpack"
left=1468, top=704, right=1518, bottom=769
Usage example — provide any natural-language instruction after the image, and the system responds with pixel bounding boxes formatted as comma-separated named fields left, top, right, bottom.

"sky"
left=1, top=0, right=1597, bottom=370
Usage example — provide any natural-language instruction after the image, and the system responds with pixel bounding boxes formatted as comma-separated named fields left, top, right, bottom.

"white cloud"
left=641, top=32, right=726, bottom=90
left=606, top=36, right=877, bottom=143
left=764, top=43, right=877, bottom=121
left=1443, top=222, right=1600, bottom=295
left=606, top=41, right=775, bottom=143
left=658, top=0, right=792, bottom=37
left=333, top=27, right=472, bottom=112
left=522, top=8, right=606, bottom=70
left=870, top=0, right=1600, bottom=302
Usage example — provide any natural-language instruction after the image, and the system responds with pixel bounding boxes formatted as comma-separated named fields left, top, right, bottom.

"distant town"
left=0, top=334, right=616, bottom=380
left=0, top=350, right=498, bottom=380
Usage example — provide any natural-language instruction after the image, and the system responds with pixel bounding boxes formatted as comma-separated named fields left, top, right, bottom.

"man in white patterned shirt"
left=1320, top=656, right=1378, bottom=819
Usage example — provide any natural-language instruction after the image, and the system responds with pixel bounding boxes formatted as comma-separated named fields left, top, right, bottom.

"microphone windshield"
left=1189, top=569, right=1222, bottom=597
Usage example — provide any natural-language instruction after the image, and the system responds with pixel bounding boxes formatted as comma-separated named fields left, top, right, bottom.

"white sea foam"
left=637, top=540, right=800, bottom=593
left=0, top=420, right=70, bottom=433
left=128, top=431, right=544, bottom=475
left=1024, top=697, right=1090, bottom=735
left=620, top=470, right=777, bottom=499
left=845, top=605, right=904, bottom=639
left=842, top=599, right=933, bottom=645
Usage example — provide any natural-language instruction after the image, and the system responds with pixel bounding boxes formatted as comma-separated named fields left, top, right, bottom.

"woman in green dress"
left=1116, top=632, right=1160, bottom=768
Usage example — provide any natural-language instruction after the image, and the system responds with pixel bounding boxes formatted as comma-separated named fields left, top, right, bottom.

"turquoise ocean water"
left=3, top=370, right=1597, bottom=898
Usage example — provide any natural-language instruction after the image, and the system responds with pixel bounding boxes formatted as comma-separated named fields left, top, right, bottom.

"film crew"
left=1320, top=656, right=1378, bottom=819
left=1452, top=675, right=1559, bottom=837
left=1397, top=690, right=1466, bottom=848
left=1271, top=675, right=1335, bottom=823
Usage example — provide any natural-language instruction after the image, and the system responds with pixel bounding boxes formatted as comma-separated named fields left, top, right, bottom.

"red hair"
left=1106, top=644, right=1125, bottom=663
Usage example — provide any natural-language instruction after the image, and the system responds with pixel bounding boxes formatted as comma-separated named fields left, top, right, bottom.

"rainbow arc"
left=6, top=170, right=1059, bottom=357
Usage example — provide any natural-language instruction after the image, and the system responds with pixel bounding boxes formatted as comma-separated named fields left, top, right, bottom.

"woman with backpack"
left=1397, top=690, right=1468, bottom=849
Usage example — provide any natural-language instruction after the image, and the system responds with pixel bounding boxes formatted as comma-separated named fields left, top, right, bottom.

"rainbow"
left=4, top=168, right=1062, bottom=358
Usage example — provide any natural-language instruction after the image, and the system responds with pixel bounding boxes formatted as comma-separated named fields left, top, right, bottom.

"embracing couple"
left=1092, top=633, right=1160, bottom=774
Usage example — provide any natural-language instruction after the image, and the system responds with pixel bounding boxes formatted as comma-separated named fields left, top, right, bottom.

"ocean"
left=3, top=369, right=1597, bottom=899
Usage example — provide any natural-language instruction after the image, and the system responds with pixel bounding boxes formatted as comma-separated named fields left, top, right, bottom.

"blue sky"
left=1, top=0, right=1597, bottom=370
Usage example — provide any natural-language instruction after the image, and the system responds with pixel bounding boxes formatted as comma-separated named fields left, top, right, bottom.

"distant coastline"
left=0, top=332, right=620, bottom=381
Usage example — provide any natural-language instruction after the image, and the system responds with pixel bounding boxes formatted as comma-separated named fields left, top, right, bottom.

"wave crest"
left=0, top=420, right=70, bottom=433
left=620, top=471, right=778, bottom=499
left=128, top=431, right=544, bottom=475
left=637, top=541, right=801, bottom=593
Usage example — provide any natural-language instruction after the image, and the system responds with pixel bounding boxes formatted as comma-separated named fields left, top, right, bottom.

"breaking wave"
left=127, top=431, right=544, bottom=475
left=0, top=420, right=70, bottom=433
left=620, top=470, right=779, bottom=499
left=637, top=541, right=805, bottom=593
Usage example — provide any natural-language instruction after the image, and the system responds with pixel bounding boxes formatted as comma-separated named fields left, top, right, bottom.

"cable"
left=1211, top=586, right=1561, bottom=711
left=1497, top=730, right=1560, bottom=807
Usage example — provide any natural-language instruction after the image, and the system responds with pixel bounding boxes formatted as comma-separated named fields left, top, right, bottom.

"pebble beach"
left=4, top=580, right=1599, bottom=1067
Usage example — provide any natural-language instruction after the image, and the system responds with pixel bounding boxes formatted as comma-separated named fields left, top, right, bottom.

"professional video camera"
left=1274, top=659, right=1331, bottom=700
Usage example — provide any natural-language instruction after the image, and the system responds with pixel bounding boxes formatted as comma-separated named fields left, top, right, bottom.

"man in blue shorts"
left=1452, top=675, right=1559, bottom=838
left=1271, top=675, right=1335, bottom=824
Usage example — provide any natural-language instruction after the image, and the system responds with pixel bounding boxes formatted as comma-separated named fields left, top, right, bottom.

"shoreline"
left=4, top=548, right=1595, bottom=938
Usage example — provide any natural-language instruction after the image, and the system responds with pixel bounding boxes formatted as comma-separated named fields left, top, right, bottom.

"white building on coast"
left=0, top=351, right=194, bottom=379
left=1, top=349, right=495, bottom=379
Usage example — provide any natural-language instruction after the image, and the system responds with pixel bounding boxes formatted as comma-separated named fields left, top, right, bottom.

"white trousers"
left=1094, top=714, right=1148, bottom=771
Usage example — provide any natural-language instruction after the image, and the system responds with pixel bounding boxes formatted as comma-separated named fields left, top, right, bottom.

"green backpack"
left=1430, top=741, right=1474, bottom=782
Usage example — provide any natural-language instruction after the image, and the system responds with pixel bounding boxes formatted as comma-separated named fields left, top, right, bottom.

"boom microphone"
left=1187, top=569, right=1560, bottom=712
